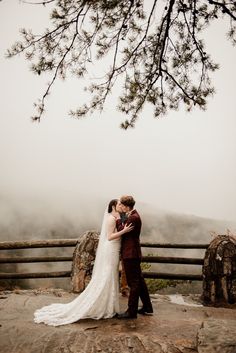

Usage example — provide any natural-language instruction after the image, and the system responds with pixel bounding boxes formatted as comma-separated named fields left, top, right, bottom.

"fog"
left=1, top=189, right=235, bottom=290
left=0, top=0, right=236, bottom=264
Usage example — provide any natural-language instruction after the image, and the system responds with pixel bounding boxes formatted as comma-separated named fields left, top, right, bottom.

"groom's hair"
left=120, top=195, right=135, bottom=209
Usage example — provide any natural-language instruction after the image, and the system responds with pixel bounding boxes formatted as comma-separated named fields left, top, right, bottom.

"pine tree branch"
left=33, top=33, right=77, bottom=121
left=207, top=0, right=236, bottom=21
left=7, top=0, right=235, bottom=128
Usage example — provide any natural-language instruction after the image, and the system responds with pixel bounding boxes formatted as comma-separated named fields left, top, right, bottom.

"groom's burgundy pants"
left=122, top=259, right=153, bottom=316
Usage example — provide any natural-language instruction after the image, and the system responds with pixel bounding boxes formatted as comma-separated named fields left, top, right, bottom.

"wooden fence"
left=0, top=239, right=208, bottom=281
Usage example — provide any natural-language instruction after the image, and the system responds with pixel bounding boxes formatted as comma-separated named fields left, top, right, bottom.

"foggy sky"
left=0, top=1, right=236, bottom=228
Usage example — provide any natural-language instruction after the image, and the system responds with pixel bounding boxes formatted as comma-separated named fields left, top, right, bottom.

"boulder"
left=71, top=231, right=99, bottom=293
left=202, top=235, right=236, bottom=306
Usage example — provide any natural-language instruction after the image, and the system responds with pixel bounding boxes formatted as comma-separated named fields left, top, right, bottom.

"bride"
left=34, top=199, right=133, bottom=326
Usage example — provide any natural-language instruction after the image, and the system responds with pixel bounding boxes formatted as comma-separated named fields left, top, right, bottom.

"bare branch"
left=20, top=0, right=55, bottom=4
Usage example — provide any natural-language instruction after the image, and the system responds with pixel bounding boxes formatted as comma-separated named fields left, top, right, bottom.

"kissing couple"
left=34, top=195, right=153, bottom=326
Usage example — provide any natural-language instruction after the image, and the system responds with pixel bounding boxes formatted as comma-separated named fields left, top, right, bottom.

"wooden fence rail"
left=0, top=255, right=204, bottom=265
left=0, top=239, right=209, bottom=250
left=0, top=239, right=206, bottom=282
left=0, top=271, right=202, bottom=281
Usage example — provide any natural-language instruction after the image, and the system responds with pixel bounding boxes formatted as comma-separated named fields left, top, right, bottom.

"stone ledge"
left=0, top=290, right=235, bottom=353
left=197, top=319, right=236, bottom=353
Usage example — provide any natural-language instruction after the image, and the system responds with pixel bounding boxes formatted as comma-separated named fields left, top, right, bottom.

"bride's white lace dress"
left=34, top=213, right=120, bottom=326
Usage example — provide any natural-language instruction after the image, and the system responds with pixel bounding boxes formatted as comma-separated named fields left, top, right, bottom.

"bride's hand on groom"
left=123, top=223, right=134, bottom=234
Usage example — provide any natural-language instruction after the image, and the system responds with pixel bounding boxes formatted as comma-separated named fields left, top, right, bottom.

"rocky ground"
left=0, top=289, right=235, bottom=353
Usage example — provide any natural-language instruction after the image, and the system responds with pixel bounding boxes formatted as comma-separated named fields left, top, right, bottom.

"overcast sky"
left=0, top=1, right=236, bottom=223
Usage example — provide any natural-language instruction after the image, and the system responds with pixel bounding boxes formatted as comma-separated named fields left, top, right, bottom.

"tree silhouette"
left=7, top=0, right=236, bottom=128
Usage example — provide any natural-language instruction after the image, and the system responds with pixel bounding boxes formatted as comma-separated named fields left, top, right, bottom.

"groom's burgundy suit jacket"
left=117, top=209, right=142, bottom=260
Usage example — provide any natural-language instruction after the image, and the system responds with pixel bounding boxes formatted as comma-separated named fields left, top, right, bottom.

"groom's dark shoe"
left=117, top=311, right=137, bottom=319
left=137, top=307, right=153, bottom=316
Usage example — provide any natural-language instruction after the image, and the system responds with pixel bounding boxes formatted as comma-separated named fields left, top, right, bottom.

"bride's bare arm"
left=107, top=216, right=133, bottom=241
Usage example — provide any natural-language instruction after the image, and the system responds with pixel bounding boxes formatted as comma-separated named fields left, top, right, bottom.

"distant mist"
left=0, top=193, right=235, bottom=290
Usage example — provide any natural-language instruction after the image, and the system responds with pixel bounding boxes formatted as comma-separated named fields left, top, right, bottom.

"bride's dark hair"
left=108, top=199, right=118, bottom=213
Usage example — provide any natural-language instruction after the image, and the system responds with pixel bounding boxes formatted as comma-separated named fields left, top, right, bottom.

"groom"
left=116, top=195, right=153, bottom=319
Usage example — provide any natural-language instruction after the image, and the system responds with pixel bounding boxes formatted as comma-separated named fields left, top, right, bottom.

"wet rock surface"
left=197, top=319, right=236, bottom=353
left=0, top=289, right=235, bottom=353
